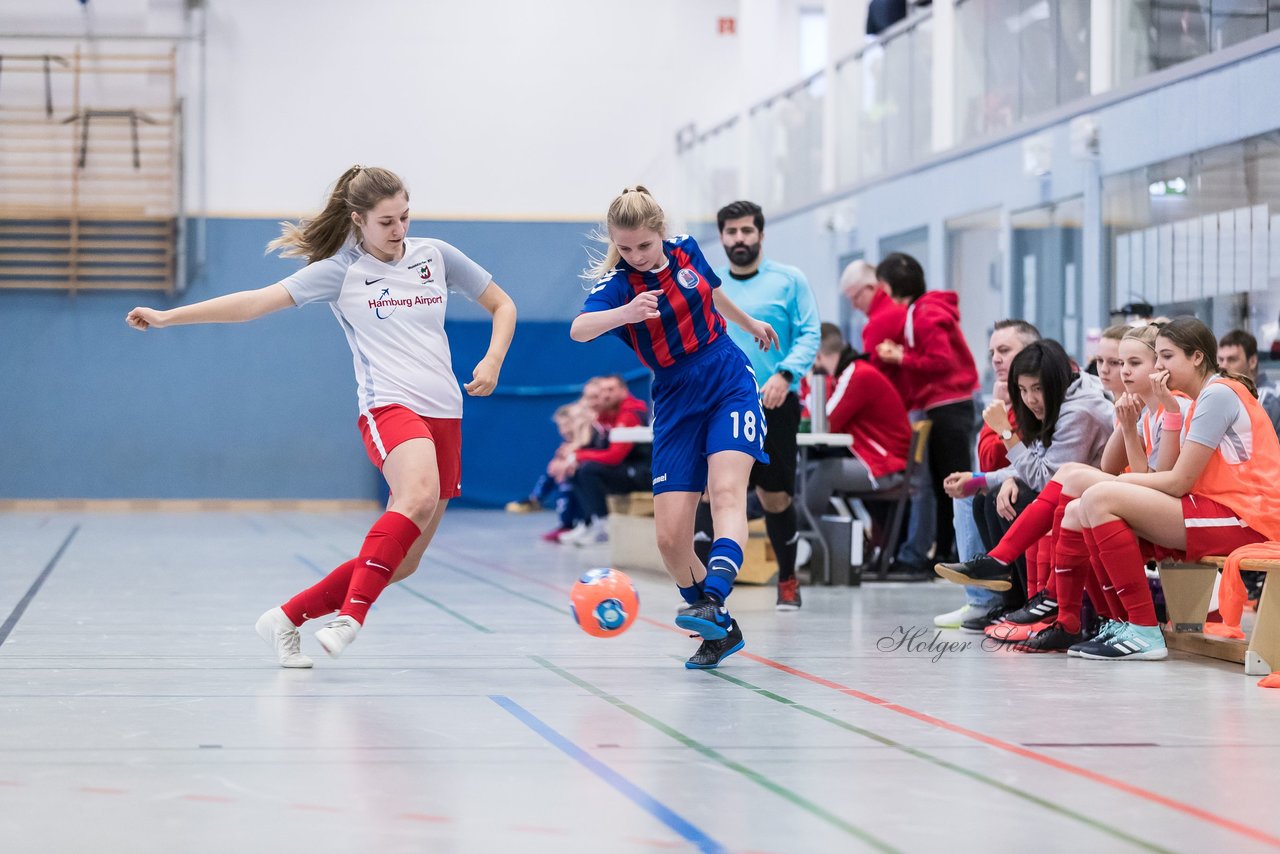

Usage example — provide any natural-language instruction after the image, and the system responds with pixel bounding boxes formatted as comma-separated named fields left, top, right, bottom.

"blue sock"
left=704, top=538, right=743, bottom=606
left=677, top=583, right=701, bottom=605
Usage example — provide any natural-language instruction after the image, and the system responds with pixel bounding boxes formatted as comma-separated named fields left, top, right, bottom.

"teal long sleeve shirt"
left=715, top=258, right=821, bottom=393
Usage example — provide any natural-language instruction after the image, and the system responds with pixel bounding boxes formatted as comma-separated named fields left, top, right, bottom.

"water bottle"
left=809, top=375, right=828, bottom=434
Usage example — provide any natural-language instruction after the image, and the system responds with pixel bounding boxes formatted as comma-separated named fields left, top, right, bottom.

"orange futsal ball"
left=570, top=568, right=639, bottom=638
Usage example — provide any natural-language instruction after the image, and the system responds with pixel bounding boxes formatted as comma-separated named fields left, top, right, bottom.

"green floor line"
left=531, top=655, right=901, bottom=853
left=394, top=582, right=494, bottom=634
left=696, top=665, right=1175, bottom=854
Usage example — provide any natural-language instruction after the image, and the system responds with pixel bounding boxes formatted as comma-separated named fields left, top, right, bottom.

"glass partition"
left=1115, top=1, right=1277, bottom=87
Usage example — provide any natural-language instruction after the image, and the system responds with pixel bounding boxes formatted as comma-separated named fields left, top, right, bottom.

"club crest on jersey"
left=676, top=268, right=700, bottom=289
left=407, top=260, right=433, bottom=282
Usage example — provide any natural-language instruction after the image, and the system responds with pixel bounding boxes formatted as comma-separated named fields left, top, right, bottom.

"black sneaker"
left=1002, top=590, right=1059, bottom=625
left=1015, top=623, right=1082, bottom=654
left=959, top=604, right=1006, bottom=634
left=934, top=554, right=1013, bottom=591
left=675, top=598, right=731, bottom=640
left=685, top=620, right=745, bottom=669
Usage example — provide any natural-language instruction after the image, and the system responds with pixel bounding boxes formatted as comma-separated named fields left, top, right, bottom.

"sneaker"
left=574, top=519, right=609, bottom=547
left=254, top=607, right=313, bottom=669
left=776, top=578, right=802, bottom=611
left=1075, top=622, right=1168, bottom=661
left=314, top=615, right=361, bottom=659
left=504, top=498, right=540, bottom=513
left=934, top=603, right=974, bottom=629
left=986, top=618, right=1051, bottom=644
left=1015, top=622, right=1082, bottom=653
left=685, top=620, right=745, bottom=669
left=933, top=554, right=1013, bottom=591
left=1001, top=590, right=1059, bottom=625
left=542, top=526, right=572, bottom=543
left=675, top=598, right=731, bottom=640
left=959, top=604, right=1006, bottom=634
left=795, top=537, right=813, bottom=568
left=1068, top=618, right=1124, bottom=657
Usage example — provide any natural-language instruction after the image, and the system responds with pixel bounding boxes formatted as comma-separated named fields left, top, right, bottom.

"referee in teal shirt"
left=699, top=200, right=820, bottom=609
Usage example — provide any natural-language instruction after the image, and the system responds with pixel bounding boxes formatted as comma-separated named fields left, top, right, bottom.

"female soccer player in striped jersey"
left=126, top=165, right=516, bottom=667
left=571, top=186, right=778, bottom=669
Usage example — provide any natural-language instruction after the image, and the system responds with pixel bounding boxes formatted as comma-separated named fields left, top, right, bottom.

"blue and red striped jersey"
left=579, top=235, right=727, bottom=370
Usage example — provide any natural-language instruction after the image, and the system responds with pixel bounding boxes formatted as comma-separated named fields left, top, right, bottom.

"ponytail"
left=581, top=185, right=668, bottom=282
left=267, top=165, right=408, bottom=264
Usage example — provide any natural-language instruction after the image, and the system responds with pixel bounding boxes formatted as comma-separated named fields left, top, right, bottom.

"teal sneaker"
left=1076, top=621, right=1167, bottom=661
left=1068, top=618, right=1122, bottom=658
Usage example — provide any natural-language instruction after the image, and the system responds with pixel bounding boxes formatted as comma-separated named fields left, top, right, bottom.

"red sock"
left=1051, top=528, right=1091, bottom=633
left=1091, top=520, right=1157, bottom=626
left=1083, top=527, right=1128, bottom=619
left=989, top=480, right=1064, bottom=565
left=1038, top=536, right=1056, bottom=599
left=339, top=511, right=423, bottom=624
left=281, top=559, right=357, bottom=625
left=1081, top=559, right=1112, bottom=620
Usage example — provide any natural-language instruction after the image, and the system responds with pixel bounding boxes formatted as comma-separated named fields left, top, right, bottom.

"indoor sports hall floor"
left=1, top=509, right=1278, bottom=853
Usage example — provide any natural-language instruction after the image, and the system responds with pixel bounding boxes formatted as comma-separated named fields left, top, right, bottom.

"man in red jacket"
left=842, top=260, right=911, bottom=406
left=560, top=375, right=651, bottom=546
left=874, top=253, right=979, bottom=568
left=802, top=325, right=910, bottom=520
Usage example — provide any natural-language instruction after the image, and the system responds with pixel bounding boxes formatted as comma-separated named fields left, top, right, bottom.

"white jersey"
left=280, top=237, right=492, bottom=419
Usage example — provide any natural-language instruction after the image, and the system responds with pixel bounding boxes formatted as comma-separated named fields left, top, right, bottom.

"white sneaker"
left=572, top=519, right=608, bottom=547
left=255, top=607, right=313, bottom=668
left=934, top=603, right=982, bottom=629
left=557, top=522, right=591, bottom=545
left=796, top=537, right=812, bottom=568
left=314, top=615, right=361, bottom=658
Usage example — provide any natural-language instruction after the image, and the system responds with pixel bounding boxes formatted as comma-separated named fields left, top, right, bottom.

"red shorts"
left=358, top=404, right=462, bottom=499
left=1143, top=493, right=1267, bottom=563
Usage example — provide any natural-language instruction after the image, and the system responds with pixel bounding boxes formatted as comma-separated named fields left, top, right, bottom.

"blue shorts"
left=650, top=337, right=769, bottom=494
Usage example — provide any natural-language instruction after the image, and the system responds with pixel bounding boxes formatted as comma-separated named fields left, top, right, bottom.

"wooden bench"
left=1158, top=557, right=1278, bottom=675
left=606, top=492, right=779, bottom=585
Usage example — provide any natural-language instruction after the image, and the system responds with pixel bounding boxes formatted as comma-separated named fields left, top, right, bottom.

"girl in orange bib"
left=1074, top=316, right=1280, bottom=660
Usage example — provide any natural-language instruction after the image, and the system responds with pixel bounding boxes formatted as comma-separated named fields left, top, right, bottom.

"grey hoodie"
left=987, top=372, right=1115, bottom=491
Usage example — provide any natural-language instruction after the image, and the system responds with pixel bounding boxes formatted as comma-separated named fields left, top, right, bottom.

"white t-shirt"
left=281, top=237, right=492, bottom=419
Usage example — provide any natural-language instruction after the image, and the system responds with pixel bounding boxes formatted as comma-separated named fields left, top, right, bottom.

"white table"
left=608, top=426, right=853, bottom=583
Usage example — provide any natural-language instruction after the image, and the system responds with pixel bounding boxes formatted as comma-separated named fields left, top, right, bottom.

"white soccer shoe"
left=314, top=615, right=361, bottom=658
left=255, top=607, right=314, bottom=668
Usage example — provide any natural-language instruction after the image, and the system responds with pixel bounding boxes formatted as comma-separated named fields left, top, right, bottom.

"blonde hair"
left=267, top=166, right=408, bottom=264
left=1121, top=322, right=1162, bottom=351
left=1101, top=323, right=1130, bottom=342
left=582, top=186, right=667, bottom=282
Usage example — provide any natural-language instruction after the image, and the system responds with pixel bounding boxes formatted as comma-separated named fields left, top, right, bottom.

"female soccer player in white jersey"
left=126, top=166, right=516, bottom=667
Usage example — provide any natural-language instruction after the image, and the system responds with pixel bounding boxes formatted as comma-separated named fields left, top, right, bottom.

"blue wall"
left=0, top=216, right=646, bottom=505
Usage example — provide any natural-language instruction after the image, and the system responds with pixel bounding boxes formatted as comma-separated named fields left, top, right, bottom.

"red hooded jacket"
left=826, top=355, right=910, bottom=480
left=901, top=290, right=978, bottom=411
left=861, top=288, right=911, bottom=407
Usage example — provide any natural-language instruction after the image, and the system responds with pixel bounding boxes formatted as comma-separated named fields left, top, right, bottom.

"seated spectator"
left=934, top=319, right=1040, bottom=631
left=1091, top=324, right=1128, bottom=398
left=507, top=401, right=594, bottom=540
left=935, top=339, right=1113, bottom=617
left=1219, top=329, right=1280, bottom=436
left=559, top=375, right=651, bottom=546
left=1068, top=317, right=1280, bottom=661
left=939, top=324, right=1190, bottom=650
left=801, top=324, right=910, bottom=525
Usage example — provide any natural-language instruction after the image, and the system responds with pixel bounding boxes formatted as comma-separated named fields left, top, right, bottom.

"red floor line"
left=440, top=545, right=1280, bottom=849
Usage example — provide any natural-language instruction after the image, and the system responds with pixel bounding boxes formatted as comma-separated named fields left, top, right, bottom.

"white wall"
left=1, top=0, right=822, bottom=221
